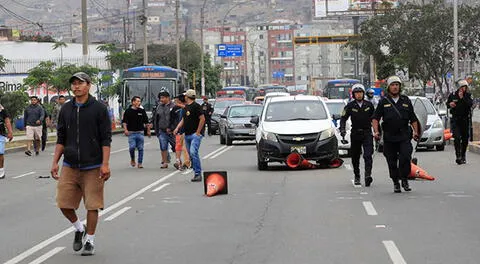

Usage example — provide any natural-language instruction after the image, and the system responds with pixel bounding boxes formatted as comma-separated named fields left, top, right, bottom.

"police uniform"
left=373, top=95, right=418, bottom=187
left=340, top=100, right=375, bottom=184
left=446, top=89, right=473, bottom=163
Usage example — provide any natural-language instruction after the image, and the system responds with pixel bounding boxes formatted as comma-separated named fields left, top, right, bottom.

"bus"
left=218, top=86, right=256, bottom=101
left=121, top=66, right=188, bottom=113
left=256, top=84, right=289, bottom=96
left=324, top=79, right=361, bottom=99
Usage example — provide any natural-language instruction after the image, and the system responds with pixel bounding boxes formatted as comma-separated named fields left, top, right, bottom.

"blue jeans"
left=128, top=132, right=145, bottom=163
left=158, top=131, right=175, bottom=151
left=185, top=134, right=203, bottom=176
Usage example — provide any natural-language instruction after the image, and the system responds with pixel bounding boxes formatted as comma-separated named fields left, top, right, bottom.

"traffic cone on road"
left=204, top=171, right=228, bottom=197
left=409, top=163, right=435, bottom=181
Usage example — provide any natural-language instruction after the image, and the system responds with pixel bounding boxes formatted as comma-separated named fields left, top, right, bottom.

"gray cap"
left=69, top=72, right=92, bottom=84
left=185, top=89, right=196, bottom=99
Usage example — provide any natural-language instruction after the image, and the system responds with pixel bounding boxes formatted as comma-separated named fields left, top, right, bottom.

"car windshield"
left=422, top=99, right=437, bottom=115
left=265, top=100, right=327, bottom=122
left=228, top=105, right=263, bottom=118
left=325, top=102, right=345, bottom=116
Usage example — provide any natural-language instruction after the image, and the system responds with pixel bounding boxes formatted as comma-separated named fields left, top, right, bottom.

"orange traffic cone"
left=204, top=171, right=228, bottom=197
left=409, top=163, right=435, bottom=181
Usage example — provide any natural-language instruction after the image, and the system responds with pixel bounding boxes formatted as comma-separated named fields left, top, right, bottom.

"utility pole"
left=81, top=0, right=88, bottom=65
left=200, top=0, right=207, bottom=96
left=123, top=17, right=128, bottom=52
left=175, top=0, right=181, bottom=71
left=142, top=0, right=148, bottom=65
left=250, top=42, right=255, bottom=86
left=353, top=16, right=360, bottom=79
left=453, top=0, right=459, bottom=81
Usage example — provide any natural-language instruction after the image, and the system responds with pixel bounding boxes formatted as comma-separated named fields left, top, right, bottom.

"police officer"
left=340, top=84, right=375, bottom=186
left=366, top=88, right=379, bottom=108
left=447, top=79, right=473, bottom=164
left=372, top=76, right=420, bottom=193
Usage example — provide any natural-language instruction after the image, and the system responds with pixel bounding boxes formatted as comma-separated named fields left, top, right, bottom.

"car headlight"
left=262, top=131, right=278, bottom=142
left=319, top=127, right=335, bottom=140
left=432, top=120, right=443, bottom=129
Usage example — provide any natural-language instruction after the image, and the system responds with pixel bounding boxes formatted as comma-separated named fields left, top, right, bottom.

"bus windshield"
left=325, top=79, right=360, bottom=99
left=125, top=79, right=176, bottom=111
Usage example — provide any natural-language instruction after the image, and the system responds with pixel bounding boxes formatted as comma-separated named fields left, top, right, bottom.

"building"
left=266, top=21, right=296, bottom=86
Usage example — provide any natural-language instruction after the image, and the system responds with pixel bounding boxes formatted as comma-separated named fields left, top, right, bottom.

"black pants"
left=41, top=125, right=47, bottom=151
left=205, top=117, right=212, bottom=135
left=452, top=118, right=469, bottom=159
left=383, top=140, right=412, bottom=182
left=350, top=132, right=373, bottom=177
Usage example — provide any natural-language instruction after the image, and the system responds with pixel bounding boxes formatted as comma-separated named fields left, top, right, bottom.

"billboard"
left=314, top=0, right=350, bottom=18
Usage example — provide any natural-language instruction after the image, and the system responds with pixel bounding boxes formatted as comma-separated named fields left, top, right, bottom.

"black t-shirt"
left=0, top=109, right=10, bottom=137
left=183, top=102, right=204, bottom=135
left=122, top=107, right=149, bottom=132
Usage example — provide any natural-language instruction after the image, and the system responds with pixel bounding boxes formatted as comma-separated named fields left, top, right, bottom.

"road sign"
left=272, top=71, right=285, bottom=79
left=217, top=44, right=243, bottom=57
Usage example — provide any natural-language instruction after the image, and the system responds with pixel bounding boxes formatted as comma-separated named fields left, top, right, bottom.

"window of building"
left=259, top=34, right=264, bottom=39
left=286, top=76, right=293, bottom=81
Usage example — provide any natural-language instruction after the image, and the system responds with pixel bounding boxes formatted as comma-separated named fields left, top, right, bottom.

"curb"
left=468, top=141, right=480, bottom=155
left=4, top=130, right=124, bottom=155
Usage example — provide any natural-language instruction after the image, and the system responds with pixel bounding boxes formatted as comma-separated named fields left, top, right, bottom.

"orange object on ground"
left=204, top=172, right=228, bottom=197
left=409, top=163, right=435, bottom=181
left=286, top=152, right=314, bottom=169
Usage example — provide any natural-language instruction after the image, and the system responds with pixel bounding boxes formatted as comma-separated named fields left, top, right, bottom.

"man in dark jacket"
left=24, top=96, right=45, bottom=156
left=201, top=96, right=214, bottom=136
left=447, top=79, right=473, bottom=164
left=51, top=72, right=112, bottom=256
left=153, top=91, right=176, bottom=168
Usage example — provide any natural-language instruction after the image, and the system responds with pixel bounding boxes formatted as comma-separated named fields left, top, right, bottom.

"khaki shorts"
left=56, top=166, right=104, bottom=210
left=26, top=126, right=42, bottom=140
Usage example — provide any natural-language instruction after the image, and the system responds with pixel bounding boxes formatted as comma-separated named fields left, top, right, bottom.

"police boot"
left=393, top=181, right=401, bottom=193
left=365, top=170, right=373, bottom=187
left=461, top=144, right=468, bottom=164
left=354, top=175, right=361, bottom=186
left=401, top=179, right=412, bottom=192
left=454, top=142, right=462, bottom=165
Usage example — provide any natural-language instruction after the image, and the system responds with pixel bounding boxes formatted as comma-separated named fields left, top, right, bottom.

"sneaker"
left=81, top=241, right=95, bottom=256
left=191, top=175, right=202, bottom=182
left=35, top=151, right=39, bottom=156
left=365, top=177, right=373, bottom=187
left=0, top=175, right=5, bottom=179
left=173, top=161, right=181, bottom=170
left=25, top=150, right=32, bottom=156
left=73, top=225, right=86, bottom=252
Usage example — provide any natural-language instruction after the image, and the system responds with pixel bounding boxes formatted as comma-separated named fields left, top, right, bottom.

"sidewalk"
left=11, top=132, right=57, bottom=142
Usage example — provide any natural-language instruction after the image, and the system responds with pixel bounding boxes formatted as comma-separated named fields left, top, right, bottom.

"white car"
left=263, top=92, right=290, bottom=104
left=251, top=95, right=339, bottom=170
left=324, top=99, right=351, bottom=156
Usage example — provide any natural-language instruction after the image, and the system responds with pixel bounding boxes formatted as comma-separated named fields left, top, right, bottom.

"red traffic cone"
left=409, top=163, right=435, bottom=181
left=204, top=171, right=228, bottom=197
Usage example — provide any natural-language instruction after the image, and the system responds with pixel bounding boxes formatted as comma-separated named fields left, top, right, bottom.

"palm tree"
left=52, top=41, right=68, bottom=66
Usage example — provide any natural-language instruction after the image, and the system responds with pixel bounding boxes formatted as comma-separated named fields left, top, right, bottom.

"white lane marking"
left=3, top=171, right=179, bottom=264
left=27, top=247, right=65, bottom=264
left=182, top=169, right=193, bottom=175
left=351, top=180, right=362, bottom=188
left=152, top=183, right=171, bottom=192
left=376, top=225, right=386, bottom=228
left=111, top=143, right=151, bottom=154
left=13, top=171, right=36, bottom=179
left=345, top=164, right=352, bottom=170
left=203, top=146, right=227, bottom=159
left=383, top=241, right=407, bottom=264
left=104, top=207, right=131, bottom=222
left=209, top=146, right=234, bottom=159
left=362, top=201, right=378, bottom=216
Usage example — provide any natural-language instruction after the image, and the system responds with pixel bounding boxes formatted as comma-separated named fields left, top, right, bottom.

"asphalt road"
left=1, top=134, right=479, bottom=264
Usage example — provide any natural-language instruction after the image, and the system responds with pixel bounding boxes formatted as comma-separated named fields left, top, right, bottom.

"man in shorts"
left=24, top=96, right=44, bottom=156
left=51, top=72, right=112, bottom=256
left=0, top=103, right=13, bottom=179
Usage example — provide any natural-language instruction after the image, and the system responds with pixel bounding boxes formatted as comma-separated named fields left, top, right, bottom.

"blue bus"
left=324, top=79, right=361, bottom=99
left=121, top=66, right=188, bottom=112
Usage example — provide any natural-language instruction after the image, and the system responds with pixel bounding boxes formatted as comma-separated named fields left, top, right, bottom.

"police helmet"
left=387, top=76, right=402, bottom=87
left=366, top=88, right=375, bottom=97
left=351, top=84, right=365, bottom=94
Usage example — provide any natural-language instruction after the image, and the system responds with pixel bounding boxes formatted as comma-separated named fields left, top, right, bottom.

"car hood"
left=229, top=117, right=254, bottom=124
left=262, top=119, right=332, bottom=134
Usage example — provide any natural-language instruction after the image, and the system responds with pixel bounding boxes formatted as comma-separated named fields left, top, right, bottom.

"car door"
left=219, top=107, right=230, bottom=136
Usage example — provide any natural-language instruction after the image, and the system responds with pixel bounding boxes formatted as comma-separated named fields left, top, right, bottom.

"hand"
left=173, top=128, right=178, bottom=135
left=449, top=102, right=456, bottom=108
left=124, top=130, right=129, bottom=136
left=36, top=120, right=41, bottom=125
left=412, top=131, right=419, bottom=141
left=7, top=132, right=13, bottom=142
left=374, top=132, right=381, bottom=140
left=195, top=132, right=202, bottom=137
left=100, top=164, right=111, bottom=181
left=51, top=163, right=60, bottom=180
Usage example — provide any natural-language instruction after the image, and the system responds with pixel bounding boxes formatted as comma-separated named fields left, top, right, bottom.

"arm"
left=196, top=114, right=205, bottom=136
left=39, top=107, right=45, bottom=123
left=24, top=109, right=28, bottom=128
left=100, top=146, right=111, bottom=181
left=339, top=105, right=350, bottom=135
left=5, top=117, right=13, bottom=141
left=99, top=107, right=112, bottom=181
left=50, top=143, right=65, bottom=180
left=372, top=101, right=384, bottom=139
left=122, top=109, right=129, bottom=136
left=446, top=93, right=455, bottom=109
left=173, top=118, right=184, bottom=135
left=143, top=109, right=151, bottom=136
left=51, top=108, right=65, bottom=179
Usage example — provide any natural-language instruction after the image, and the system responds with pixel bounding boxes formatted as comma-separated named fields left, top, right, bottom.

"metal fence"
left=4, top=56, right=110, bottom=74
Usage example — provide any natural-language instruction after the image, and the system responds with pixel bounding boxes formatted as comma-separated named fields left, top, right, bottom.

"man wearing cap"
left=153, top=91, right=176, bottom=168
left=51, top=72, right=112, bottom=256
left=201, top=96, right=214, bottom=136
left=24, top=96, right=45, bottom=156
left=174, top=89, right=205, bottom=182
left=373, top=76, right=420, bottom=193
left=447, top=79, right=473, bottom=164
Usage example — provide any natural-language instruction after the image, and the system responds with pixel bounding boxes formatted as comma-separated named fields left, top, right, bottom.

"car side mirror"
left=438, top=109, right=447, bottom=116
left=250, top=116, right=259, bottom=125
left=332, top=114, right=341, bottom=120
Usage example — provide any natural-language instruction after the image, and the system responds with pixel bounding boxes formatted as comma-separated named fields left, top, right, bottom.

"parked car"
left=252, top=95, right=338, bottom=170
left=219, top=104, right=263, bottom=145
left=211, top=98, right=246, bottom=134
left=324, top=99, right=352, bottom=156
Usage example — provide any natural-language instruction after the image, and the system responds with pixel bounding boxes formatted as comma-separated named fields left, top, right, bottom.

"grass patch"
left=6, top=136, right=57, bottom=149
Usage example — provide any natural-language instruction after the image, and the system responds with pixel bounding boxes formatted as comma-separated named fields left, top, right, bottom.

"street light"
left=200, top=0, right=207, bottom=96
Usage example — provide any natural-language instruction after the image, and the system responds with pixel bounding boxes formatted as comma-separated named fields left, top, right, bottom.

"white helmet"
left=387, top=76, right=402, bottom=87
left=351, top=83, right=365, bottom=94
left=456, top=79, right=469, bottom=89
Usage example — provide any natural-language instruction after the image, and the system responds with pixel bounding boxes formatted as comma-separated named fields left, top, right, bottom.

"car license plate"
left=249, top=129, right=256, bottom=135
left=291, top=146, right=306, bottom=154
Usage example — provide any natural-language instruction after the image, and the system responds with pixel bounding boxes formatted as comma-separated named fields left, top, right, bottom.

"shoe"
left=81, top=241, right=95, bottom=256
left=137, top=164, right=144, bottom=169
left=35, top=151, right=39, bottom=156
left=25, top=150, right=32, bottom=156
left=130, top=160, right=136, bottom=167
left=354, top=176, right=361, bottom=186
left=191, top=175, right=202, bottom=182
left=461, top=156, right=466, bottom=164
left=365, top=176, right=373, bottom=187
left=394, top=182, right=401, bottom=193
left=160, top=163, right=168, bottom=169
left=73, top=225, right=86, bottom=252
left=401, top=180, right=411, bottom=192
left=456, top=158, right=462, bottom=165
left=0, top=175, right=5, bottom=179
left=173, top=161, right=181, bottom=170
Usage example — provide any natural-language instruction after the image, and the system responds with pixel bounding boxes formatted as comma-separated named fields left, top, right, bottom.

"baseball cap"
left=185, top=89, right=196, bottom=99
left=457, top=79, right=469, bottom=89
left=69, top=72, right=92, bottom=84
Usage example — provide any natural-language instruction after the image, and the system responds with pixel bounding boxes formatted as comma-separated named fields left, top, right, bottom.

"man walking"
left=174, top=89, right=205, bottom=182
left=201, top=96, right=214, bottom=136
left=123, top=96, right=150, bottom=168
left=51, top=95, right=66, bottom=131
left=51, top=72, right=112, bottom=256
left=153, top=91, right=176, bottom=169
left=373, top=76, right=419, bottom=193
left=340, top=84, right=375, bottom=187
left=172, top=94, right=191, bottom=170
left=0, top=103, right=13, bottom=179
left=447, top=79, right=473, bottom=164
left=24, top=96, right=44, bottom=156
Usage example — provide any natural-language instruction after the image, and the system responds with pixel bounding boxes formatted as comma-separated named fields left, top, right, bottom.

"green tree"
left=0, top=55, right=8, bottom=72
left=192, top=54, right=223, bottom=96
left=0, top=89, right=29, bottom=120
left=23, top=61, right=56, bottom=102
left=52, top=41, right=68, bottom=66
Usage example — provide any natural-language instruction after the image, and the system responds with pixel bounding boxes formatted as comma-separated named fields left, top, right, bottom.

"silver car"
left=219, top=104, right=263, bottom=145
left=409, top=96, right=445, bottom=151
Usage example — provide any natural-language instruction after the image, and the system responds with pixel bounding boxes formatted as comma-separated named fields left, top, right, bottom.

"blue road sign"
left=217, top=44, right=243, bottom=57
left=272, top=71, right=285, bottom=79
